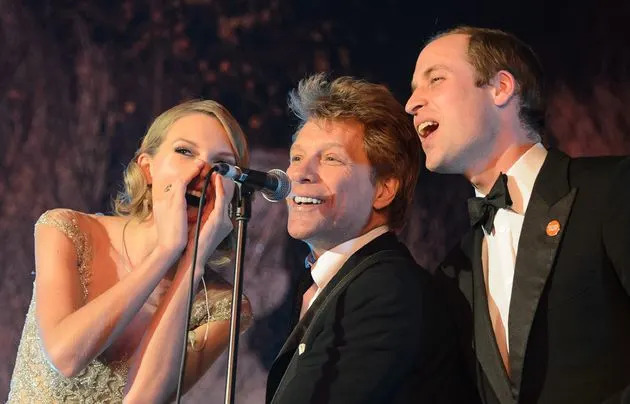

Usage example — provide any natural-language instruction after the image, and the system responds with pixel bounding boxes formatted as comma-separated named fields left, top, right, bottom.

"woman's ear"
left=136, top=153, right=153, bottom=185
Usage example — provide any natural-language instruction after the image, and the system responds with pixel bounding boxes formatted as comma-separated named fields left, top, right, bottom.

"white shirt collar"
left=308, top=225, right=389, bottom=291
left=475, top=143, right=547, bottom=214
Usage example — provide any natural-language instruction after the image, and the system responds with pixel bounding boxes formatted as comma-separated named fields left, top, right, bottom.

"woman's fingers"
left=185, top=173, right=232, bottom=262
left=155, top=159, right=204, bottom=197
left=152, top=160, right=206, bottom=255
left=213, top=173, right=228, bottom=213
left=183, top=160, right=206, bottom=188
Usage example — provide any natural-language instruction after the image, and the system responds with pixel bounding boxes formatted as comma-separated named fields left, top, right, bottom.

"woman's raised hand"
left=151, top=159, right=205, bottom=259
left=181, top=170, right=234, bottom=278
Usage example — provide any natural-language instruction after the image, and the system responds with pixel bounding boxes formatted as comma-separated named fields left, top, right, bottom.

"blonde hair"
left=288, top=74, right=420, bottom=230
left=114, top=99, right=249, bottom=220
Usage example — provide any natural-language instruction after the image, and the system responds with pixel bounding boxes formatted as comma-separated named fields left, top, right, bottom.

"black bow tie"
left=467, top=173, right=512, bottom=233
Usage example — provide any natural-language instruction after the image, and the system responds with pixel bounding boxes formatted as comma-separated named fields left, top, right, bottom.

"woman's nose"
left=195, top=159, right=215, bottom=179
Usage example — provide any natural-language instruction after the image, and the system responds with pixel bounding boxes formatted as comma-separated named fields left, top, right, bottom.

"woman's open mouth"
left=185, top=191, right=202, bottom=207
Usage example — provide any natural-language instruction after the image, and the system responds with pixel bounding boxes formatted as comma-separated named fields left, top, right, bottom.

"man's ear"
left=490, top=69, right=516, bottom=107
left=373, top=177, right=399, bottom=210
left=136, top=153, right=153, bottom=185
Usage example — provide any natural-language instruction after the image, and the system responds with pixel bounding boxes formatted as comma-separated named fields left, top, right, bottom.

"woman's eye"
left=175, top=147, right=193, bottom=156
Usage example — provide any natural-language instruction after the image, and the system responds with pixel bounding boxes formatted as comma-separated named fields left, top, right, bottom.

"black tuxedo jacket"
left=267, top=232, right=477, bottom=404
left=437, top=149, right=630, bottom=404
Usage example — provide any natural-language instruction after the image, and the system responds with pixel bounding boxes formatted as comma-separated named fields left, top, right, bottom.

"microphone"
left=213, top=162, right=291, bottom=202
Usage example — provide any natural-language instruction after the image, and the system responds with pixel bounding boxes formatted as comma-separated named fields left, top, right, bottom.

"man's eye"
left=430, top=76, right=444, bottom=84
left=323, top=155, right=342, bottom=163
left=290, top=155, right=302, bottom=163
left=175, top=147, right=193, bottom=156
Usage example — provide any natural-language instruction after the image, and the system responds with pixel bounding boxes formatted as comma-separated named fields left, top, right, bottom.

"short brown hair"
left=433, top=26, right=545, bottom=136
left=288, top=73, right=420, bottom=230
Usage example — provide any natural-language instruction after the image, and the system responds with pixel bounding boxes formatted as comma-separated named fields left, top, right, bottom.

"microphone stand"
left=224, top=182, right=253, bottom=404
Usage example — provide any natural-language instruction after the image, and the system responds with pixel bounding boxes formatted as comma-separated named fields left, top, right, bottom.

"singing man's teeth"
left=417, top=121, right=439, bottom=136
left=293, top=196, right=323, bottom=205
left=187, top=190, right=203, bottom=198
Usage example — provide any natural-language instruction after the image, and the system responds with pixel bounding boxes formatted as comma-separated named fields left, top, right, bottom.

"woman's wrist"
left=195, top=232, right=224, bottom=267
left=150, top=244, right=182, bottom=271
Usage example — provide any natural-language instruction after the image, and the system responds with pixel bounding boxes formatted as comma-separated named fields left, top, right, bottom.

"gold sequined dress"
left=8, top=209, right=237, bottom=403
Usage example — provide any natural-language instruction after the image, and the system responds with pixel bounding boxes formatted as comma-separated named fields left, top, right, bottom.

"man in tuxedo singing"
left=266, top=73, right=476, bottom=403
left=405, top=26, right=630, bottom=403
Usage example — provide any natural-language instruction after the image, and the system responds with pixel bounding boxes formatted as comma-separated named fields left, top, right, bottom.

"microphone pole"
left=224, top=182, right=254, bottom=404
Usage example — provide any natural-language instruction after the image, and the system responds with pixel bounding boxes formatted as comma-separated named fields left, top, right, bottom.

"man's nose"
left=405, top=89, right=426, bottom=115
left=288, top=158, right=318, bottom=184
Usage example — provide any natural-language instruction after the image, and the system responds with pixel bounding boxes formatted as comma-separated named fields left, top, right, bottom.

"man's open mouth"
left=292, top=196, right=324, bottom=205
left=417, top=121, right=439, bottom=138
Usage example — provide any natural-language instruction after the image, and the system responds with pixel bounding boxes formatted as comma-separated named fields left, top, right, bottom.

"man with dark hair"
left=266, top=73, right=475, bottom=403
left=406, top=26, right=630, bottom=403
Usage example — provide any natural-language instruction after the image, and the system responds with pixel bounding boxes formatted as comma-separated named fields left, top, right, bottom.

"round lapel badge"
left=546, top=220, right=561, bottom=237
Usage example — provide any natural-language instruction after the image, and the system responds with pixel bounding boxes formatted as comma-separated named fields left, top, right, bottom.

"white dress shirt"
left=475, top=143, right=547, bottom=368
left=300, top=225, right=390, bottom=317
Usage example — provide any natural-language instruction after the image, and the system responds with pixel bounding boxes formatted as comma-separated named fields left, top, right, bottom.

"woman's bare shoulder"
left=82, top=212, right=127, bottom=230
left=35, top=209, right=127, bottom=248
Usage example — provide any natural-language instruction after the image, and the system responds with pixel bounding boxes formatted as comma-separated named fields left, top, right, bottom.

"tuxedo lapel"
left=469, top=227, right=516, bottom=403
left=272, top=233, right=400, bottom=363
left=508, top=149, right=577, bottom=398
left=267, top=300, right=318, bottom=403
left=273, top=293, right=319, bottom=365
left=268, top=233, right=402, bottom=403
left=267, top=264, right=320, bottom=401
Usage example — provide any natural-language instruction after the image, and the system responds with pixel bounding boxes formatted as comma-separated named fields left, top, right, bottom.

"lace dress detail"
left=8, top=209, right=244, bottom=403
left=8, top=296, right=129, bottom=403
left=35, top=209, right=92, bottom=300
left=8, top=209, right=128, bottom=403
left=188, top=271, right=253, bottom=330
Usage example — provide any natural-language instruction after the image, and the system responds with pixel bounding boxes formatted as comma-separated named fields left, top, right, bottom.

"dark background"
left=2, top=0, right=630, bottom=402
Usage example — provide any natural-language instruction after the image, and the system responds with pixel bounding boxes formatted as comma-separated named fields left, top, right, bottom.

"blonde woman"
left=9, top=100, right=252, bottom=403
